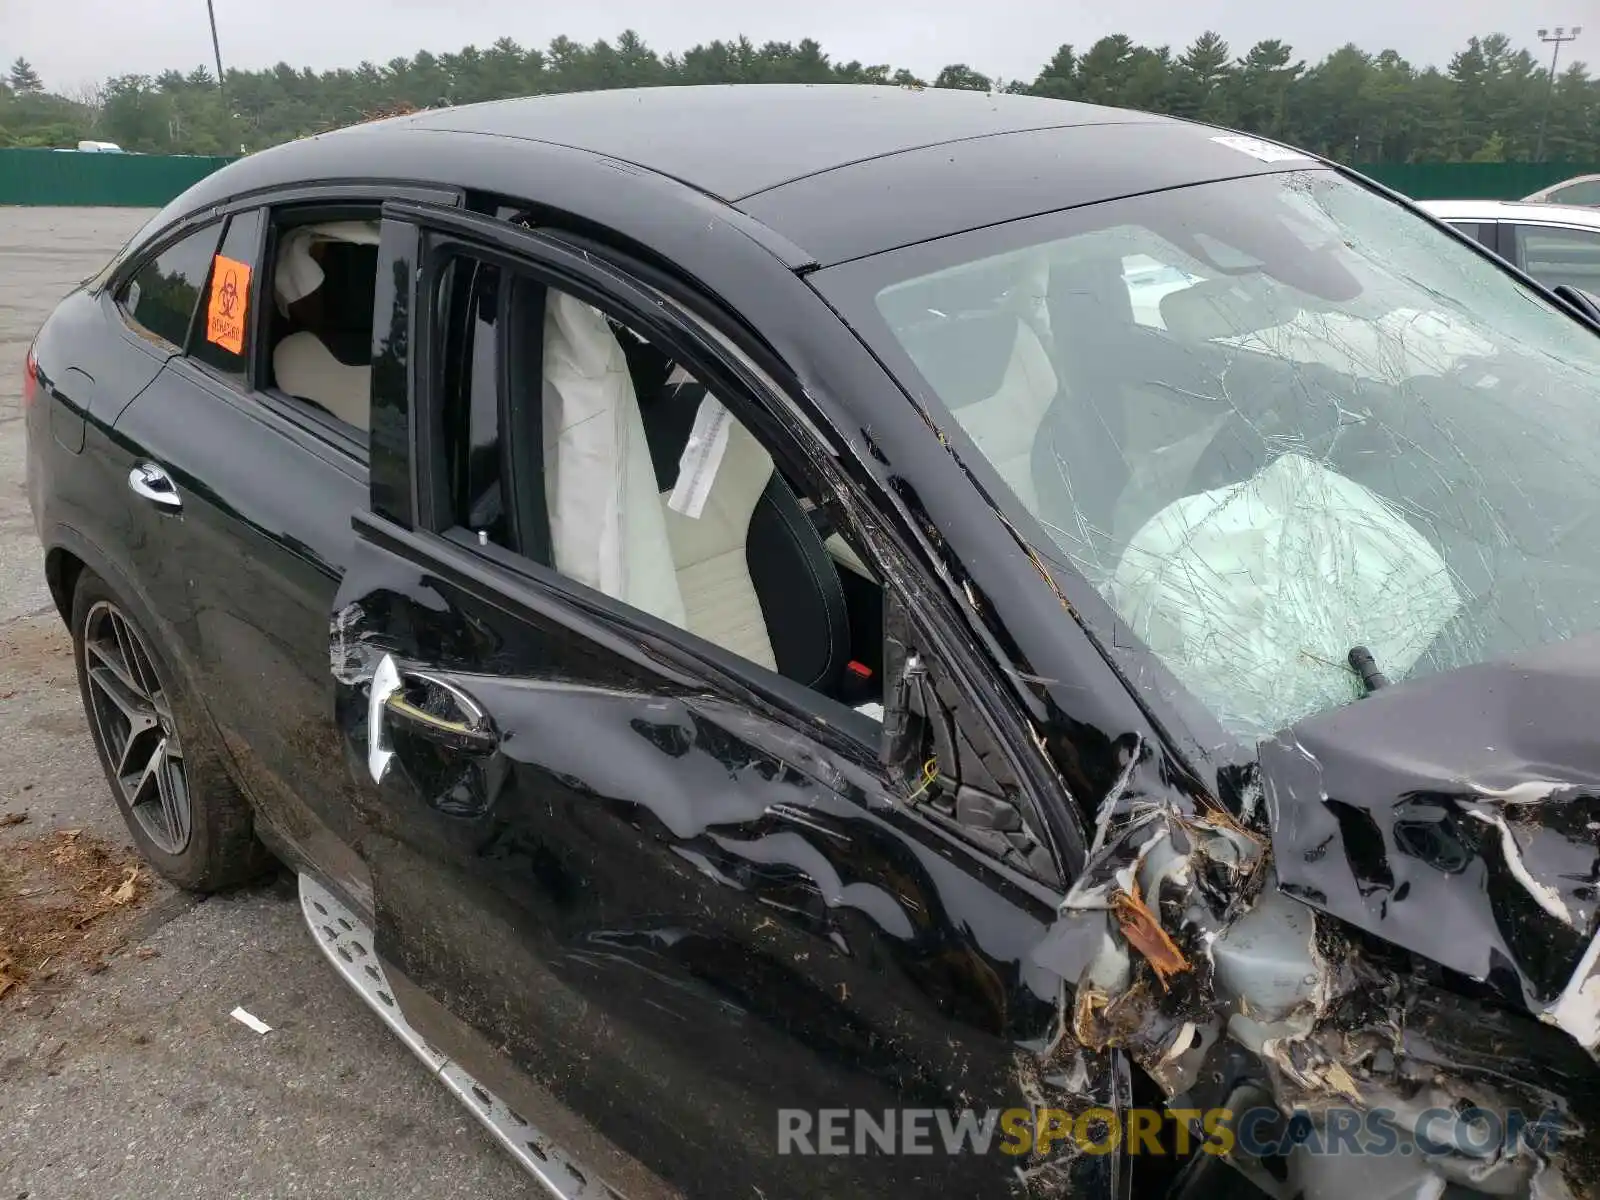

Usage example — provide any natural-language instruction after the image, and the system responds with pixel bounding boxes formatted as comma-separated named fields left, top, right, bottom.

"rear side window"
left=191, top=209, right=264, bottom=380
left=1549, top=180, right=1600, bottom=206
left=1513, top=224, right=1600, bottom=293
left=118, top=224, right=221, bottom=349
left=1446, top=221, right=1489, bottom=245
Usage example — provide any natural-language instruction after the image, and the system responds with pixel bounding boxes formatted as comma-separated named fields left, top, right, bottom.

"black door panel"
left=112, top=361, right=371, bottom=886
left=329, top=521, right=1110, bottom=1199
left=27, top=292, right=170, bottom=570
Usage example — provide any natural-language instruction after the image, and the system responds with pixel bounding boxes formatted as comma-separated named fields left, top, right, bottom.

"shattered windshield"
left=826, top=170, right=1600, bottom=740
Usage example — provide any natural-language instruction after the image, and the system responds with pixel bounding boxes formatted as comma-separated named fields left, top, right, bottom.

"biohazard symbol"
left=218, top=270, right=240, bottom=318
left=205, top=254, right=252, bottom=356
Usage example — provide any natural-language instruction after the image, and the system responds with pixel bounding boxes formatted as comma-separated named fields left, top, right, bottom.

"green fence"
left=0, top=148, right=235, bottom=207
left=1351, top=161, right=1599, bottom=201
left=2, top=145, right=1598, bottom=208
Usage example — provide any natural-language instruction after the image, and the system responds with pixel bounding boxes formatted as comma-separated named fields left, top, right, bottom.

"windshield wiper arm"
left=1348, top=645, right=1390, bottom=694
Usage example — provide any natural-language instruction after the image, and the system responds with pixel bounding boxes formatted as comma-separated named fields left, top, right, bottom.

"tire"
left=70, top=567, right=273, bottom=891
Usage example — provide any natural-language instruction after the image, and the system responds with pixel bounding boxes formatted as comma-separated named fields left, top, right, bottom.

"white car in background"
left=1522, top=173, right=1600, bottom=207
left=1419, top=198, right=1600, bottom=299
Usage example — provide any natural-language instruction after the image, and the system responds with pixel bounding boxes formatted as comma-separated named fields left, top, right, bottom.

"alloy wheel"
left=81, top=600, right=192, bottom=855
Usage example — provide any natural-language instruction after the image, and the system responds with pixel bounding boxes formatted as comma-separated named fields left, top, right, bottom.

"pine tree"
left=8, top=57, right=44, bottom=94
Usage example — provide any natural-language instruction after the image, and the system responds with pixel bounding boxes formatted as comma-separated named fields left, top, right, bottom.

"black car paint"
left=741, top=120, right=1298, bottom=267
left=318, top=206, right=1134, bottom=1196
left=122, top=353, right=371, bottom=868
left=26, top=114, right=1150, bottom=1199
left=22, top=87, right=1600, bottom=1197
left=395, top=85, right=1170, bottom=202
left=1262, top=635, right=1600, bottom=1018
left=329, top=515, right=1119, bottom=1198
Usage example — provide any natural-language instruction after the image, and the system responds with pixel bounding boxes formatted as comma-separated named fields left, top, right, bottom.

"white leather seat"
left=659, top=415, right=779, bottom=671
left=273, top=333, right=372, bottom=430
left=271, top=223, right=379, bottom=431
left=541, top=295, right=789, bottom=672
left=945, top=321, right=1059, bottom=514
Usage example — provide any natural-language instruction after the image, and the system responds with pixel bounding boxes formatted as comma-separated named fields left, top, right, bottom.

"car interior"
left=249, top=198, right=903, bottom=733
left=537, top=289, right=886, bottom=717
left=871, top=204, right=1600, bottom=742
left=259, top=211, right=887, bottom=723
left=881, top=246, right=1250, bottom=578
left=266, top=217, right=381, bottom=432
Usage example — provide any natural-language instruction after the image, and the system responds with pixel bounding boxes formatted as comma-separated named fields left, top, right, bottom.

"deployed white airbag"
left=1108, top=452, right=1462, bottom=738
left=275, top=228, right=324, bottom=312
left=542, top=293, right=686, bottom=628
left=273, top=221, right=381, bottom=313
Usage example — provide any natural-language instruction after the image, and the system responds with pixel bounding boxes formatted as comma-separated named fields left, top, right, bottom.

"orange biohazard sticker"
left=205, top=255, right=251, bottom=356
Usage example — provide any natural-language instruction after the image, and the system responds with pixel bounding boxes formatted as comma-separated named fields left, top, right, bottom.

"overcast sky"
left=9, top=0, right=1579, bottom=92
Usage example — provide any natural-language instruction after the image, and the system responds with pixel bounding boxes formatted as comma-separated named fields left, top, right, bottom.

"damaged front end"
left=1030, top=634, right=1600, bottom=1200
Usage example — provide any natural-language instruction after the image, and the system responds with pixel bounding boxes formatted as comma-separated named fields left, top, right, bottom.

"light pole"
left=205, top=0, right=239, bottom=152
left=206, top=0, right=227, bottom=100
left=1535, top=25, right=1581, bottom=162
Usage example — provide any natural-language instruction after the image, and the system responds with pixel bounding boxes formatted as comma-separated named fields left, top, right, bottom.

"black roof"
left=158, top=86, right=1318, bottom=268
left=394, top=85, right=1172, bottom=202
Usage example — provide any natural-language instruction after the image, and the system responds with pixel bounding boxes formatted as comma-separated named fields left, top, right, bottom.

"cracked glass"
left=828, top=170, right=1600, bottom=740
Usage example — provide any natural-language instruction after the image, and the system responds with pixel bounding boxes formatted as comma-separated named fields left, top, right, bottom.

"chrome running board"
left=298, top=874, right=616, bottom=1199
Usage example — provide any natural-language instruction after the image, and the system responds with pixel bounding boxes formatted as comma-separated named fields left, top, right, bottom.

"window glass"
left=1121, top=253, right=1206, bottom=328
left=191, top=209, right=264, bottom=379
left=118, top=223, right=221, bottom=348
left=830, top=169, right=1600, bottom=740
left=441, top=258, right=508, bottom=547
left=1513, top=224, right=1600, bottom=294
left=1548, top=180, right=1600, bottom=206
left=1445, top=221, right=1487, bottom=244
left=265, top=216, right=381, bottom=433
left=434, top=261, right=882, bottom=713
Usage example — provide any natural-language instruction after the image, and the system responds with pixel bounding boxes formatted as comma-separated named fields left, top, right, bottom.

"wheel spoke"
left=88, top=660, right=157, bottom=726
left=83, top=601, right=192, bottom=856
left=113, top=611, right=159, bottom=698
left=86, top=635, right=143, bottom=699
left=114, top=720, right=163, bottom=781
left=154, top=746, right=188, bottom=848
left=128, top=735, right=165, bottom=808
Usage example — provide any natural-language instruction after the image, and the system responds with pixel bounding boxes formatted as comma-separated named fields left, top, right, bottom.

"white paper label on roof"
left=668, top=395, right=734, bottom=520
left=1210, top=135, right=1314, bottom=163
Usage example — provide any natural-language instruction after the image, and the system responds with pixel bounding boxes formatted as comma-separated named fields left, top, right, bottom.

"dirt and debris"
left=1110, top=880, right=1190, bottom=991
left=0, top=812, right=27, bottom=827
left=0, top=827, right=151, bottom=1002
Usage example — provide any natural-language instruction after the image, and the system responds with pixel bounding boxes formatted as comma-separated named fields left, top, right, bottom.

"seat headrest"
left=274, top=221, right=381, bottom=314
left=275, top=228, right=323, bottom=313
left=1159, top=278, right=1296, bottom=342
left=898, top=312, right=1039, bottom=410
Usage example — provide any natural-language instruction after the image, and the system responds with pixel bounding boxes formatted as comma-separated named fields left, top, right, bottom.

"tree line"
left=1, top=29, right=1595, bottom=164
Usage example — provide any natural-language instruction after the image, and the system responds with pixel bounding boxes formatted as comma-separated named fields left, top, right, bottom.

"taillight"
left=22, top=345, right=39, bottom=411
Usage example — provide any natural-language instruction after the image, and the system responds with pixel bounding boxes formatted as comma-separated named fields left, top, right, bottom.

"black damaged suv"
left=25, top=85, right=1600, bottom=1198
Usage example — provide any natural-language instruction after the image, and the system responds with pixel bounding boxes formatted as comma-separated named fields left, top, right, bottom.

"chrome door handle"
left=366, top=654, right=498, bottom=784
left=384, top=682, right=498, bottom=754
left=128, top=462, right=182, bottom=510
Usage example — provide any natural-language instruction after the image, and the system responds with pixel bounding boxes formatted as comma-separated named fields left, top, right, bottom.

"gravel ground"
left=0, top=207, right=531, bottom=1199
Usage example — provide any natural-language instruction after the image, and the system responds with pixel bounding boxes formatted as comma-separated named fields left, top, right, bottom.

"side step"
left=298, top=874, right=614, bottom=1199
